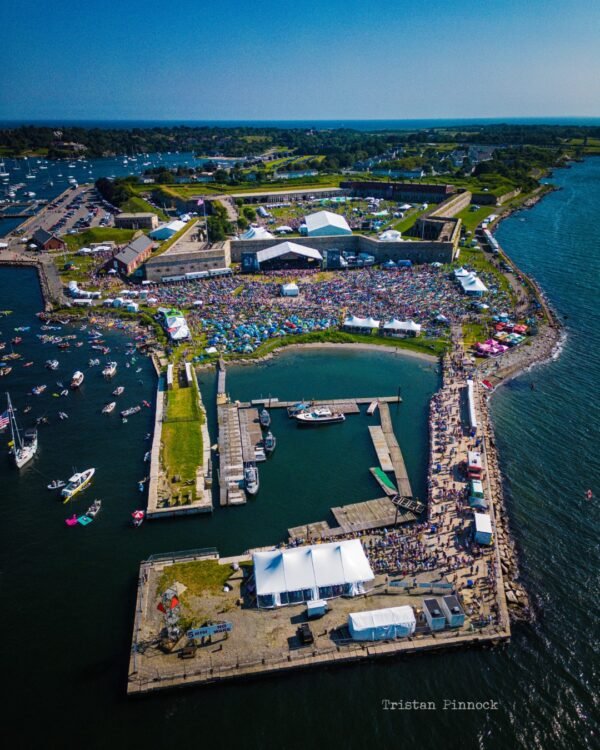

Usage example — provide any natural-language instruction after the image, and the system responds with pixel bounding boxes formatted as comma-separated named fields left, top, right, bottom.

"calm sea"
left=1, top=158, right=599, bottom=748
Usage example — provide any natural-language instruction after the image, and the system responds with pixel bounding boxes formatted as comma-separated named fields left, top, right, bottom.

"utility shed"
left=423, top=598, right=446, bottom=631
left=474, top=512, right=493, bottom=545
left=440, top=595, right=466, bottom=628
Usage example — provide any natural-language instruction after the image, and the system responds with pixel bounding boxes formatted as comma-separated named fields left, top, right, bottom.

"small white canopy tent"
left=275, top=225, right=294, bottom=233
left=460, top=274, right=488, bottom=294
left=281, top=282, right=299, bottom=297
left=241, top=225, right=275, bottom=240
left=348, top=606, right=416, bottom=641
left=378, top=229, right=402, bottom=242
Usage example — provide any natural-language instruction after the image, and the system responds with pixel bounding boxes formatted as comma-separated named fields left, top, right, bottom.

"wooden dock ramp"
left=378, top=402, right=413, bottom=499
left=368, top=426, right=394, bottom=472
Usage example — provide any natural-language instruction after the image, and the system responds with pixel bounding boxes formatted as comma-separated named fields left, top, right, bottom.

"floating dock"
left=379, top=402, right=413, bottom=499
left=239, top=396, right=401, bottom=411
left=366, top=400, right=379, bottom=415
left=217, top=404, right=246, bottom=505
left=369, top=467, right=397, bottom=496
left=368, top=426, right=394, bottom=472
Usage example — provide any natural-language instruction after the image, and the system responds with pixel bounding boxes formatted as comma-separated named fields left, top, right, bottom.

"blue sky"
left=1, top=0, right=598, bottom=120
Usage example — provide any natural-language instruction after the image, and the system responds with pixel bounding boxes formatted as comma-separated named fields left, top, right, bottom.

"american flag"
left=197, top=199, right=204, bottom=207
left=0, top=411, right=9, bottom=430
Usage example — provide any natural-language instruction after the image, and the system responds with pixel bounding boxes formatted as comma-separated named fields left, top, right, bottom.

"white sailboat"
left=0, top=161, right=9, bottom=178
left=6, top=393, right=38, bottom=468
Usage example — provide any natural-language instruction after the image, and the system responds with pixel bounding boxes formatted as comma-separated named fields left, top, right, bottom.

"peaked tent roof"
left=241, top=225, right=275, bottom=240
left=344, top=315, right=380, bottom=328
left=255, top=241, right=322, bottom=263
left=383, top=319, right=421, bottom=332
left=253, top=539, right=374, bottom=596
left=304, top=210, right=351, bottom=235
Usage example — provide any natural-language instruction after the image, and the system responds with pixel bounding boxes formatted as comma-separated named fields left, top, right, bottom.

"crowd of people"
left=134, top=266, right=512, bottom=354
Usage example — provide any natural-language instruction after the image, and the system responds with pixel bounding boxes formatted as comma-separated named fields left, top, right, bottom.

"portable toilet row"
left=423, top=596, right=466, bottom=630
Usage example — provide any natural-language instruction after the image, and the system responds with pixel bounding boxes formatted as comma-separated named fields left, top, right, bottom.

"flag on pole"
left=0, top=411, right=9, bottom=430
left=197, top=199, right=204, bottom=207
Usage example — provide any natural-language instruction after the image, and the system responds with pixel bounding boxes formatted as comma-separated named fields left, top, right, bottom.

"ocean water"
left=1, top=158, right=599, bottom=749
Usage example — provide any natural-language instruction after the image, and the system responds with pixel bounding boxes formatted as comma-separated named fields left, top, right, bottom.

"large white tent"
left=383, top=319, right=422, bottom=337
left=304, top=210, right=352, bottom=237
left=241, top=225, right=275, bottom=241
left=378, top=229, right=402, bottom=242
left=343, top=315, right=380, bottom=331
left=348, top=606, right=416, bottom=641
left=255, top=241, right=322, bottom=265
left=253, top=539, right=374, bottom=608
left=149, top=219, right=187, bottom=241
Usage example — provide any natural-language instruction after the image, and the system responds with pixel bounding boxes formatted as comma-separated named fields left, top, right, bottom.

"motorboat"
left=102, top=401, right=116, bottom=414
left=263, top=431, right=277, bottom=454
left=58, top=411, right=69, bottom=420
left=45, top=359, right=59, bottom=370
left=120, top=405, right=141, bottom=417
left=287, top=401, right=311, bottom=417
left=86, top=499, right=102, bottom=518
left=102, top=361, right=117, bottom=378
left=0, top=366, right=11, bottom=376
left=244, top=464, right=259, bottom=495
left=295, top=408, right=346, bottom=426
left=32, top=384, right=46, bottom=395
left=48, top=479, right=65, bottom=490
left=131, top=510, right=145, bottom=527
left=70, top=370, right=84, bottom=389
left=254, top=447, right=266, bottom=462
left=88, top=358, right=100, bottom=367
left=61, top=468, right=95, bottom=501
left=259, top=408, right=271, bottom=429
left=7, top=393, right=38, bottom=468
left=113, top=386, right=124, bottom=396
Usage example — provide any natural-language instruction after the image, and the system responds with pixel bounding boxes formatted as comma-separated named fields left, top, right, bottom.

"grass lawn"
left=166, top=385, right=200, bottom=420
left=119, top=195, right=168, bottom=221
left=161, top=421, right=202, bottom=485
left=63, top=227, right=136, bottom=251
left=462, top=322, right=488, bottom=348
left=391, top=206, right=431, bottom=234
left=455, top=205, right=496, bottom=233
left=158, top=559, right=232, bottom=597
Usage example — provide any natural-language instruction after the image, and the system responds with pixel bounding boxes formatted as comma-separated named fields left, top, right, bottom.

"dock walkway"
left=379, top=402, right=413, bottom=498
left=368, top=426, right=394, bottom=472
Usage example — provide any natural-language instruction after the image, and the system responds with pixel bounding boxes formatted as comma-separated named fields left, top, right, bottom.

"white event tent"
left=241, top=225, right=275, bottom=241
left=343, top=315, right=380, bottom=331
left=383, top=319, right=422, bottom=337
left=304, top=210, right=352, bottom=236
left=253, top=539, right=374, bottom=608
left=348, top=606, right=416, bottom=641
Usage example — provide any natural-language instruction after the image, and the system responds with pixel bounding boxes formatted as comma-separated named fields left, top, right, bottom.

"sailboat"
left=6, top=393, right=38, bottom=468
left=0, top=161, right=9, bottom=178
left=25, top=159, right=36, bottom=180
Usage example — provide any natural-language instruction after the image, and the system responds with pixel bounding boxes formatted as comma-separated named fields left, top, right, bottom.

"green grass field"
left=119, top=195, right=168, bottom=221
left=161, top=380, right=204, bottom=492
left=158, top=559, right=232, bottom=597
left=63, top=227, right=136, bottom=251
left=455, top=205, right=496, bottom=233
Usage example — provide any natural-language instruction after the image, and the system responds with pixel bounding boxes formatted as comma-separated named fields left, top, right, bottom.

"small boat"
left=131, top=510, right=145, bottom=527
left=88, top=358, right=100, bottom=367
left=0, top=366, right=11, bottom=376
left=295, top=408, right=345, bottom=426
left=135, top=367, right=142, bottom=373
left=113, top=386, right=124, bottom=396
left=61, top=468, right=95, bottom=501
left=244, top=464, right=259, bottom=495
left=23, top=361, right=34, bottom=368
left=70, top=371, right=84, bottom=389
left=60, top=389, right=69, bottom=397
left=254, top=447, right=266, bottom=462
left=6, top=394, right=38, bottom=468
left=482, top=380, right=494, bottom=391
left=23, top=405, right=32, bottom=413
left=144, top=451, right=150, bottom=462
left=102, top=402, right=116, bottom=414
left=11, top=337, right=22, bottom=345
left=48, top=479, right=66, bottom=490
left=58, top=411, right=69, bottom=420
left=263, top=431, right=277, bottom=454
left=86, top=499, right=102, bottom=517
left=142, top=400, right=150, bottom=408
left=102, top=361, right=117, bottom=378
left=259, top=408, right=271, bottom=429
left=45, top=359, right=59, bottom=370
left=586, top=489, right=593, bottom=500
left=287, top=401, right=311, bottom=417
left=57, top=342, right=70, bottom=349
left=120, top=405, right=141, bottom=417
left=32, top=384, right=47, bottom=395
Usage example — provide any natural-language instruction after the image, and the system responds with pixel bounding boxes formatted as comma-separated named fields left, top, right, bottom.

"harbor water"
left=1, top=159, right=599, bottom=749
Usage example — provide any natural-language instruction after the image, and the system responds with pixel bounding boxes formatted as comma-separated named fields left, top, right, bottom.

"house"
left=112, top=235, right=154, bottom=277
left=32, top=228, right=65, bottom=251
left=114, top=212, right=159, bottom=230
